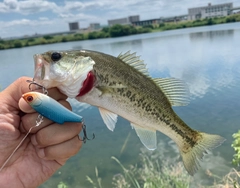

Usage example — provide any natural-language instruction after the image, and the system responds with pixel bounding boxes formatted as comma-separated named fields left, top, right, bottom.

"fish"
left=33, top=50, right=225, bottom=175
left=22, top=92, right=83, bottom=124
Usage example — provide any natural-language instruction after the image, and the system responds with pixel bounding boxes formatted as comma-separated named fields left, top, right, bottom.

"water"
left=1, top=22, right=240, bottom=187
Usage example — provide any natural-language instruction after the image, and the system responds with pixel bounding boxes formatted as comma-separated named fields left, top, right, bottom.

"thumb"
left=1, top=77, right=33, bottom=111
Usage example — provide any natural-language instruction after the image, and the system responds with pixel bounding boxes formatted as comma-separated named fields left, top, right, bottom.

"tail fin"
left=180, top=133, right=225, bottom=176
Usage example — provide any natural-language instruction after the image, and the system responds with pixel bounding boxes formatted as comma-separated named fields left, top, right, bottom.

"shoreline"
left=0, top=14, right=240, bottom=50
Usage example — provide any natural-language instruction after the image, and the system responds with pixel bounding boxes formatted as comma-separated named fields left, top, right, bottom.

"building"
left=89, top=23, right=101, bottom=31
left=108, top=15, right=140, bottom=26
left=69, top=22, right=79, bottom=31
left=132, top=18, right=160, bottom=26
left=188, top=3, right=233, bottom=20
left=128, top=15, right=140, bottom=23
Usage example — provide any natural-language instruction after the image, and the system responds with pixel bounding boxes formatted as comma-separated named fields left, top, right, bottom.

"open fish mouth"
left=34, top=54, right=47, bottom=82
left=32, top=51, right=96, bottom=97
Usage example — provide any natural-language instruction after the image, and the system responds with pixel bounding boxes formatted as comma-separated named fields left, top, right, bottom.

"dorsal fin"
left=118, top=51, right=149, bottom=77
left=153, top=78, right=190, bottom=106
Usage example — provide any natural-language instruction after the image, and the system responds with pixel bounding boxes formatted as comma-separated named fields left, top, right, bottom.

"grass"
left=86, top=140, right=240, bottom=188
left=86, top=141, right=191, bottom=188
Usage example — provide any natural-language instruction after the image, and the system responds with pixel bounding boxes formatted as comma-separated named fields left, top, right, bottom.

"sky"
left=0, top=0, right=240, bottom=38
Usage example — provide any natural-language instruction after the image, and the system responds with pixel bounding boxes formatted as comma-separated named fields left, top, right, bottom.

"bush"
left=226, top=17, right=236, bottom=23
left=61, top=37, right=68, bottom=42
left=27, top=38, right=35, bottom=42
left=137, top=27, right=151, bottom=34
left=0, top=44, right=5, bottom=50
left=143, top=25, right=154, bottom=29
left=40, top=38, right=47, bottom=44
left=0, top=39, right=5, bottom=44
left=74, top=33, right=84, bottom=40
left=206, top=18, right=215, bottom=25
left=102, top=27, right=109, bottom=33
left=43, top=35, right=53, bottom=40
left=88, top=31, right=99, bottom=39
left=109, top=24, right=138, bottom=37
left=232, top=130, right=240, bottom=166
left=13, top=40, right=22, bottom=48
left=159, top=23, right=165, bottom=27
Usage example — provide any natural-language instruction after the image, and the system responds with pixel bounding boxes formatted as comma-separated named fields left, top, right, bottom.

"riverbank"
left=0, top=14, right=240, bottom=50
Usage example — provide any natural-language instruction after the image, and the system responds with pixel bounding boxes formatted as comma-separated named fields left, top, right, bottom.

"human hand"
left=0, top=77, right=83, bottom=188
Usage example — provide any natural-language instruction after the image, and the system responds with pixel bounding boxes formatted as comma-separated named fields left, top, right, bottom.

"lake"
left=1, top=22, right=240, bottom=187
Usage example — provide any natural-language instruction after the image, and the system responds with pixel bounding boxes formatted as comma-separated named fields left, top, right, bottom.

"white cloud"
left=18, top=0, right=58, bottom=14
left=39, top=17, right=49, bottom=21
left=4, top=0, right=18, bottom=9
left=0, top=0, right=58, bottom=14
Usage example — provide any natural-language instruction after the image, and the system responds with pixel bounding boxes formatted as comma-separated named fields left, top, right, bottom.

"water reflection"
left=110, top=39, right=143, bottom=52
left=190, top=30, right=234, bottom=41
left=145, top=29, right=240, bottom=99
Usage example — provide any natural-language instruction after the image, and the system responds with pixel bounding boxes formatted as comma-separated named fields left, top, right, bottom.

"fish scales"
left=33, top=49, right=225, bottom=175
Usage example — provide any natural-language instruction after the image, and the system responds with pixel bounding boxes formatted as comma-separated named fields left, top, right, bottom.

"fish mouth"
left=33, top=54, right=47, bottom=82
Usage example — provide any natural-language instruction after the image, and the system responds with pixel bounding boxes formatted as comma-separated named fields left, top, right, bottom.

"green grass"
left=86, top=141, right=191, bottom=188
left=86, top=140, right=240, bottom=188
left=232, top=130, right=240, bottom=166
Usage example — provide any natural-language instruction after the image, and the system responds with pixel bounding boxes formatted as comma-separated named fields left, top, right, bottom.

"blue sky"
left=0, top=0, right=239, bottom=38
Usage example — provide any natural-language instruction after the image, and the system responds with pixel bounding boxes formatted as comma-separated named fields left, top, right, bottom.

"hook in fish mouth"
left=80, top=124, right=95, bottom=143
left=26, top=79, right=48, bottom=95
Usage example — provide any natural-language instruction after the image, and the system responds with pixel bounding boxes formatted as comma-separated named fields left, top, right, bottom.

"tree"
left=102, top=27, right=109, bottom=33
left=13, top=40, right=22, bottom=48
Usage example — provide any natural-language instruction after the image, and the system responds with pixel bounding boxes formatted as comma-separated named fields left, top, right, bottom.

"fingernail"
left=31, top=135, right=38, bottom=146
left=37, top=148, right=45, bottom=158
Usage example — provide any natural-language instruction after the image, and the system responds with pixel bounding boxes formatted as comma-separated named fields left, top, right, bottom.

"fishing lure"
left=22, top=92, right=83, bottom=124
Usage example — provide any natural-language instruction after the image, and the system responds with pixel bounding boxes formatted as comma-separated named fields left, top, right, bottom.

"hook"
left=26, top=79, right=48, bottom=95
left=80, top=124, right=95, bottom=143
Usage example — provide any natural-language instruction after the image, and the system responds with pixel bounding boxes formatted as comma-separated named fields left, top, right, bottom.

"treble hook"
left=80, top=124, right=95, bottom=143
left=26, top=79, right=48, bottom=95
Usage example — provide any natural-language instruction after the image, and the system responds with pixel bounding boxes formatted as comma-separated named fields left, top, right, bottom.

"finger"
left=47, top=88, right=67, bottom=101
left=31, top=122, right=83, bottom=147
left=20, top=100, right=72, bottom=133
left=19, top=98, right=33, bottom=113
left=36, top=136, right=82, bottom=161
left=1, top=77, right=33, bottom=109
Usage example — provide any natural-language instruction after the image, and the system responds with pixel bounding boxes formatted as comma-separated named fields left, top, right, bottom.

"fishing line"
left=0, top=115, right=44, bottom=172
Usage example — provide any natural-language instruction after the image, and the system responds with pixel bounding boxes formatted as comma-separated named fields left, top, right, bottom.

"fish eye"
left=27, top=96, right=33, bottom=102
left=51, top=52, right=62, bottom=61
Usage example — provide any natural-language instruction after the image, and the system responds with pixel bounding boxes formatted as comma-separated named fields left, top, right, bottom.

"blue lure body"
left=22, top=92, right=83, bottom=124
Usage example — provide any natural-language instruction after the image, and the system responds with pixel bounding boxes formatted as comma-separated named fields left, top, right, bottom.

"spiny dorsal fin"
left=153, top=78, right=190, bottom=106
left=118, top=51, right=149, bottom=77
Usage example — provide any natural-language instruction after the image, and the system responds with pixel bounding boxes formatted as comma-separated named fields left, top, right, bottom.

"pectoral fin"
left=131, top=123, right=157, bottom=150
left=99, top=107, right=118, bottom=131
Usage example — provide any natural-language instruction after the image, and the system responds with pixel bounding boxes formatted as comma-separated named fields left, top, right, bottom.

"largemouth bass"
left=33, top=50, right=225, bottom=175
